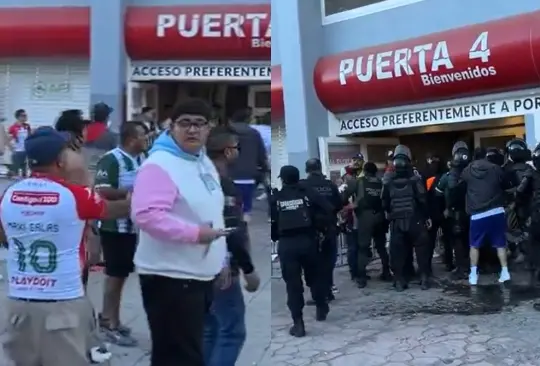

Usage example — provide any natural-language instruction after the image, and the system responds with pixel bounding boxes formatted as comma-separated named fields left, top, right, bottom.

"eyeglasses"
left=174, top=118, right=209, bottom=130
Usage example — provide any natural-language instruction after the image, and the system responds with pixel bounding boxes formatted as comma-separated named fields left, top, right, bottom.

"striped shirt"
left=94, top=147, right=144, bottom=233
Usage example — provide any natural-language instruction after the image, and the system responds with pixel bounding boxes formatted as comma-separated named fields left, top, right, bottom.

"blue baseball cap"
left=25, top=127, right=71, bottom=166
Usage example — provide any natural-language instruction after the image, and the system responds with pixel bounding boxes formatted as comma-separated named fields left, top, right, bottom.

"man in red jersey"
left=0, top=127, right=130, bottom=366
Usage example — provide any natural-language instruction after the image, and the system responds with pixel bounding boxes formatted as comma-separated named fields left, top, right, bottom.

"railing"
left=271, top=234, right=350, bottom=279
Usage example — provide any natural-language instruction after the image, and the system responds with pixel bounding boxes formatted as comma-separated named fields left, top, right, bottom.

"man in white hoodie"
left=131, top=99, right=229, bottom=366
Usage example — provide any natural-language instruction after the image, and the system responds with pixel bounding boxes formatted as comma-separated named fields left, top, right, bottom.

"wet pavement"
left=270, top=259, right=540, bottom=366
left=0, top=192, right=271, bottom=366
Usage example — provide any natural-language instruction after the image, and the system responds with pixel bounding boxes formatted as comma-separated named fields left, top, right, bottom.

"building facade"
left=0, top=0, right=270, bottom=130
left=271, top=0, right=540, bottom=184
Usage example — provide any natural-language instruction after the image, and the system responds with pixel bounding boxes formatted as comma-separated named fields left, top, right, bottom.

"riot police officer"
left=270, top=165, right=333, bottom=337
left=504, top=138, right=533, bottom=258
left=438, top=141, right=471, bottom=280
left=343, top=162, right=390, bottom=287
left=382, top=145, right=431, bottom=291
left=302, top=158, right=342, bottom=301
left=522, top=144, right=540, bottom=286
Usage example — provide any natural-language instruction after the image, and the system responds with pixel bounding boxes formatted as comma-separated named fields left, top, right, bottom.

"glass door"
left=474, top=126, right=525, bottom=149
left=318, top=136, right=399, bottom=183
left=126, top=82, right=159, bottom=121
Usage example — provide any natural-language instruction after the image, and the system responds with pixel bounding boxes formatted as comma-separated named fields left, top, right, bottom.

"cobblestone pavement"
left=270, top=260, right=540, bottom=366
left=0, top=191, right=271, bottom=366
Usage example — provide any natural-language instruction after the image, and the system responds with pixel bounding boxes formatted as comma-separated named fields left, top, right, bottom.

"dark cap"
left=25, top=127, right=70, bottom=166
left=278, top=165, right=300, bottom=184
left=352, top=152, right=364, bottom=160
left=92, top=102, right=113, bottom=122
left=305, top=158, right=322, bottom=173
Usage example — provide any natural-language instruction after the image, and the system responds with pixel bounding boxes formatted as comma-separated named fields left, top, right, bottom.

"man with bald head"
left=302, top=158, right=343, bottom=301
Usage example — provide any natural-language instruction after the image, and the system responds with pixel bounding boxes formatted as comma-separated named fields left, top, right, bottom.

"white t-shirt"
left=1, top=174, right=106, bottom=300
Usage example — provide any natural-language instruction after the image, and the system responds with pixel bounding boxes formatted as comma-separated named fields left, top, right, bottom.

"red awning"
left=125, top=4, right=271, bottom=61
left=271, top=66, right=284, bottom=121
left=0, top=7, right=89, bottom=57
left=314, top=10, right=540, bottom=114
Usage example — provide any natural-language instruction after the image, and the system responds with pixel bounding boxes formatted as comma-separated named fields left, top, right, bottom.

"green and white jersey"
left=94, top=147, right=144, bottom=233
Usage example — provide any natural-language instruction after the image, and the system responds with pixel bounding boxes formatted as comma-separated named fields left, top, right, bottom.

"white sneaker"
left=499, top=269, right=511, bottom=283
left=469, top=272, right=478, bottom=286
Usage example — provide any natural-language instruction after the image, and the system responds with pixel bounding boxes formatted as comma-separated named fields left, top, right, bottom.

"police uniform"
left=381, top=145, right=430, bottom=291
left=302, top=159, right=343, bottom=299
left=438, top=141, right=471, bottom=279
left=520, top=145, right=540, bottom=284
left=343, top=168, right=390, bottom=287
left=504, top=139, right=533, bottom=257
left=271, top=165, right=332, bottom=337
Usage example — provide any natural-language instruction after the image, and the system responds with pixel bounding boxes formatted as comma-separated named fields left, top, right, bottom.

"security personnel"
left=504, top=138, right=533, bottom=259
left=302, top=158, right=342, bottom=301
left=382, top=145, right=431, bottom=291
left=270, top=165, right=333, bottom=337
left=522, top=144, right=540, bottom=286
left=343, top=162, right=390, bottom=287
left=438, top=141, right=471, bottom=280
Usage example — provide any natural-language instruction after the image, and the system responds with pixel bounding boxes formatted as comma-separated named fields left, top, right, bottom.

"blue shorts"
left=234, top=183, right=256, bottom=213
left=469, top=212, right=506, bottom=249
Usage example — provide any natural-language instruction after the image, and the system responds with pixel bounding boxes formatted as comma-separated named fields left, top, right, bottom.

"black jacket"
left=450, top=159, right=508, bottom=215
left=270, top=184, right=334, bottom=241
left=228, top=122, right=268, bottom=181
left=301, top=173, right=343, bottom=216
left=221, top=176, right=255, bottom=274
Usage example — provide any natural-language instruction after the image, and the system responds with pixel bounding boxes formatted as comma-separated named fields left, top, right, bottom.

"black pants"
left=449, top=213, right=470, bottom=273
left=278, top=235, right=326, bottom=319
left=389, top=217, right=430, bottom=282
left=357, top=211, right=389, bottom=278
left=319, top=230, right=337, bottom=295
left=346, top=229, right=359, bottom=278
left=140, top=275, right=213, bottom=366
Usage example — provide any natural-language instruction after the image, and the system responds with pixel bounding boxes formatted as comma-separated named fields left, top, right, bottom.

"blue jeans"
left=204, top=278, right=247, bottom=366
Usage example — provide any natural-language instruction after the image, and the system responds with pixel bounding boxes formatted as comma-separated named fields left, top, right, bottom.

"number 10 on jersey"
left=13, top=238, right=58, bottom=274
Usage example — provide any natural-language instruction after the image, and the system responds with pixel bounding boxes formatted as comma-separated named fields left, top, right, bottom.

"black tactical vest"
left=361, top=176, right=382, bottom=211
left=388, top=177, right=416, bottom=219
left=276, top=190, right=312, bottom=234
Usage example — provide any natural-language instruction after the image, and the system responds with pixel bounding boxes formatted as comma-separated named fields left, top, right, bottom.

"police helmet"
left=451, top=141, right=470, bottom=167
left=506, top=138, right=531, bottom=162
left=279, top=165, right=300, bottom=185
left=392, top=144, right=412, bottom=169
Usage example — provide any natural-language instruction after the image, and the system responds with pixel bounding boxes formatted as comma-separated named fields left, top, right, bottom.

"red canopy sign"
left=314, top=11, right=540, bottom=114
left=125, top=4, right=271, bottom=61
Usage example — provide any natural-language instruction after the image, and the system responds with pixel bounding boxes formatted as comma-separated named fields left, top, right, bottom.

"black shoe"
left=420, top=275, right=430, bottom=290
left=450, top=269, right=467, bottom=281
left=379, top=271, right=393, bottom=282
left=394, top=281, right=408, bottom=292
left=445, top=263, right=456, bottom=272
left=327, top=293, right=335, bottom=302
left=356, top=277, right=367, bottom=288
left=289, top=318, right=306, bottom=337
left=316, top=304, right=329, bottom=321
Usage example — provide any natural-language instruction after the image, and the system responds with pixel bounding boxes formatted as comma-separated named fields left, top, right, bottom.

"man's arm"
left=255, top=131, right=269, bottom=173
left=131, top=164, right=201, bottom=243
left=330, top=182, right=344, bottom=213
left=94, top=154, right=128, bottom=200
left=70, top=185, right=130, bottom=220
left=413, top=177, right=429, bottom=217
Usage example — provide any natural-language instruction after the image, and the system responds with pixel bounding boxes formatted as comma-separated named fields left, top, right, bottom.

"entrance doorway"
left=126, top=81, right=270, bottom=125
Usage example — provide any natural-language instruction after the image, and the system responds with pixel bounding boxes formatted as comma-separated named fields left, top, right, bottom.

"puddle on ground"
left=366, top=280, right=540, bottom=318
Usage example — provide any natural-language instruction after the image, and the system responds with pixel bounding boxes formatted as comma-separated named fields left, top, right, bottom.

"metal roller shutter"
left=271, top=122, right=288, bottom=188
left=0, top=59, right=90, bottom=126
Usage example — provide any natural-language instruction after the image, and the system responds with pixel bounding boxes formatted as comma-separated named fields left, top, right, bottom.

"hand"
left=443, top=209, right=450, bottom=219
left=216, top=266, right=232, bottom=290
left=243, top=271, right=260, bottom=292
left=425, top=218, right=432, bottom=230
left=198, top=225, right=226, bottom=244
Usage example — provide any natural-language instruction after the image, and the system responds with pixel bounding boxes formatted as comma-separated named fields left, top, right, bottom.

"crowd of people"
left=0, top=99, right=269, bottom=365
left=271, top=137, right=540, bottom=337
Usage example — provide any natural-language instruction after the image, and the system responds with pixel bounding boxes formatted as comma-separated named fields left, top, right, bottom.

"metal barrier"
left=271, top=234, right=350, bottom=279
